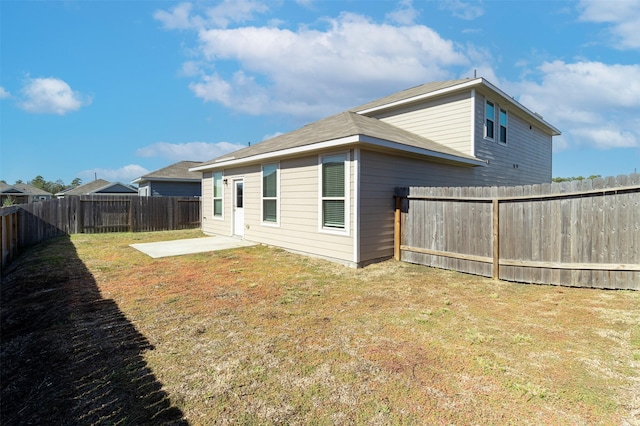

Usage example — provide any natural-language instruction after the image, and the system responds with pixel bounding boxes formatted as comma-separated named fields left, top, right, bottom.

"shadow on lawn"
left=1, top=236, right=187, bottom=425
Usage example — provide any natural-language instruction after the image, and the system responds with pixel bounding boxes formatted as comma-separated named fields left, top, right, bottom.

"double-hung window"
left=499, top=108, right=508, bottom=144
left=262, top=163, right=279, bottom=224
left=212, top=171, right=223, bottom=218
left=320, top=153, right=347, bottom=230
left=485, top=100, right=495, bottom=140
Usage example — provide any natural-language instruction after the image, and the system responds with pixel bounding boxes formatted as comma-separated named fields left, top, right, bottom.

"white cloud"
left=0, top=87, right=10, bottom=99
left=439, top=0, right=484, bottom=20
left=262, top=131, right=283, bottom=141
left=578, top=0, right=640, bottom=49
left=154, top=2, right=199, bottom=30
left=516, top=61, right=640, bottom=150
left=78, top=164, right=149, bottom=183
left=160, top=9, right=468, bottom=118
left=154, top=0, right=268, bottom=30
left=18, top=77, right=91, bottom=115
left=136, top=141, right=246, bottom=161
left=386, top=0, right=420, bottom=25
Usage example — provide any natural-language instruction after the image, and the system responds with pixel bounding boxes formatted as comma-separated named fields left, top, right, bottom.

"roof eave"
left=190, top=134, right=484, bottom=172
left=479, top=79, right=562, bottom=136
left=357, top=77, right=561, bottom=137
left=356, top=78, right=484, bottom=115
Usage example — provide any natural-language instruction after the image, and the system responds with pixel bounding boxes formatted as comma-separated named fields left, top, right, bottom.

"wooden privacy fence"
left=1, top=196, right=201, bottom=269
left=394, top=174, right=640, bottom=290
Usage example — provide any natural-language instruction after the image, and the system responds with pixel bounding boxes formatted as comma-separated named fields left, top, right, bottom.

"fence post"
left=492, top=198, right=500, bottom=279
left=128, top=199, right=134, bottom=233
left=394, top=196, right=402, bottom=260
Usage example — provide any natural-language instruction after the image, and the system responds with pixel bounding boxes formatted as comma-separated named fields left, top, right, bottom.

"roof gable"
left=1, top=182, right=52, bottom=196
left=193, top=111, right=482, bottom=171
left=57, top=179, right=137, bottom=196
left=352, top=77, right=560, bottom=136
left=132, top=161, right=203, bottom=184
left=350, top=78, right=474, bottom=113
left=192, top=78, right=560, bottom=172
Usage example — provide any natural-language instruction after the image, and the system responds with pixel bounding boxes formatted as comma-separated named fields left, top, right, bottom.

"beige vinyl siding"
left=359, top=149, right=478, bottom=263
left=371, top=92, right=473, bottom=155
left=202, top=165, right=261, bottom=237
left=473, top=92, right=552, bottom=185
left=202, top=152, right=356, bottom=266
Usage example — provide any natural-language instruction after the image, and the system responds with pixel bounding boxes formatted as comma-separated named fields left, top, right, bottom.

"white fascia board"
left=191, top=134, right=486, bottom=171
left=190, top=135, right=361, bottom=171
left=358, top=135, right=487, bottom=167
left=356, top=79, right=484, bottom=115
left=139, top=177, right=201, bottom=183
left=357, top=78, right=561, bottom=136
left=480, top=79, right=562, bottom=136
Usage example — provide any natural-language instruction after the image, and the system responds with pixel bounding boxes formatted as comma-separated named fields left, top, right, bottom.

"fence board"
left=396, top=174, right=640, bottom=290
left=1, top=196, right=201, bottom=269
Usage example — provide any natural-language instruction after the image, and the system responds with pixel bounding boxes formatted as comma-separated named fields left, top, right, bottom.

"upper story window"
left=262, top=163, right=279, bottom=224
left=499, top=108, right=508, bottom=144
left=320, top=153, right=347, bottom=231
left=485, top=100, right=495, bottom=140
left=212, top=171, right=223, bottom=218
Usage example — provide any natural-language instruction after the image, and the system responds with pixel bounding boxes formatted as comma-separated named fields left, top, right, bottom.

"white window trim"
left=212, top=171, right=224, bottom=220
left=484, top=99, right=495, bottom=141
left=261, top=162, right=280, bottom=227
left=318, top=151, right=350, bottom=236
left=499, top=107, right=508, bottom=146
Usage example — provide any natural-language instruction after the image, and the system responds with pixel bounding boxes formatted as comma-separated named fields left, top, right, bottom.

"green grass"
left=2, top=230, right=639, bottom=425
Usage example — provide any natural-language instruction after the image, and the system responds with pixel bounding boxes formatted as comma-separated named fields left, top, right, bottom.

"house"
left=55, top=179, right=138, bottom=198
left=190, top=78, right=561, bottom=267
left=0, top=182, right=52, bottom=205
left=131, top=161, right=202, bottom=197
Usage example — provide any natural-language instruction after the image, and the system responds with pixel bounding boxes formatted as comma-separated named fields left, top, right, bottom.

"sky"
left=1, top=0, right=639, bottom=186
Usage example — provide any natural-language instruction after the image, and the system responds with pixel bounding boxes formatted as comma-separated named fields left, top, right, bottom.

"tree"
left=552, top=175, right=601, bottom=183
left=71, top=178, right=82, bottom=187
left=29, top=175, right=47, bottom=190
left=49, top=179, right=66, bottom=195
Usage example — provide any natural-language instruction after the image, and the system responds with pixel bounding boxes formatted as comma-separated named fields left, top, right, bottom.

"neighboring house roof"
left=192, top=111, right=484, bottom=172
left=131, top=161, right=203, bottom=184
left=0, top=182, right=51, bottom=196
left=351, top=77, right=561, bottom=136
left=55, top=179, right=137, bottom=196
left=13, top=183, right=52, bottom=196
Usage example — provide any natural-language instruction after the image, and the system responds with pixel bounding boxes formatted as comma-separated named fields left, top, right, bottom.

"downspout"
left=470, top=89, right=476, bottom=157
left=353, top=147, right=361, bottom=266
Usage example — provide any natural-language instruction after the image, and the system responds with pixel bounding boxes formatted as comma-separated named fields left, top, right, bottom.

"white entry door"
left=233, top=179, right=244, bottom=237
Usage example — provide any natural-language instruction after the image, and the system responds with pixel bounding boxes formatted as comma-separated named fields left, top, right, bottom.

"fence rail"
left=394, top=174, right=639, bottom=290
left=1, top=196, right=201, bottom=269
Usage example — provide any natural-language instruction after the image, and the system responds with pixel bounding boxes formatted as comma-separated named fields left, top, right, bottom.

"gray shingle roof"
left=135, top=161, right=203, bottom=182
left=350, top=78, right=473, bottom=113
left=0, top=182, right=52, bottom=195
left=57, top=179, right=137, bottom=196
left=197, top=111, right=479, bottom=169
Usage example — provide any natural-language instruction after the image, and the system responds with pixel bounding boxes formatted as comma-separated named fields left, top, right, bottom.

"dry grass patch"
left=2, top=230, right=639, bottom=425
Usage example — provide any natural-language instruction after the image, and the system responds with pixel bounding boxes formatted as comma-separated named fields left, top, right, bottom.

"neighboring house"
left=55, top=179, right=138, bottom=198
left=131, top=161, right=203, bottom=197
left=191, top=78, right=561, bottom=267
left=0, top=182, right=52, bottom=204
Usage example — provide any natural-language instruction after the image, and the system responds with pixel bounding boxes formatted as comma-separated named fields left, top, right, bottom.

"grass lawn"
left=2, top=230, right=639, bottom=425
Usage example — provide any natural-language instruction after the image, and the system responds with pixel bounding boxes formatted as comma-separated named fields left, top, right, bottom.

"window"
left=262, top=163, right=278, bottom=223
left=485, top=100, right=495, bottom=139
left=321, top=154, right=346, bottom=229
left=212, top=171, right=223, bottom=217
left=499, top=108, right=508, bottom=144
